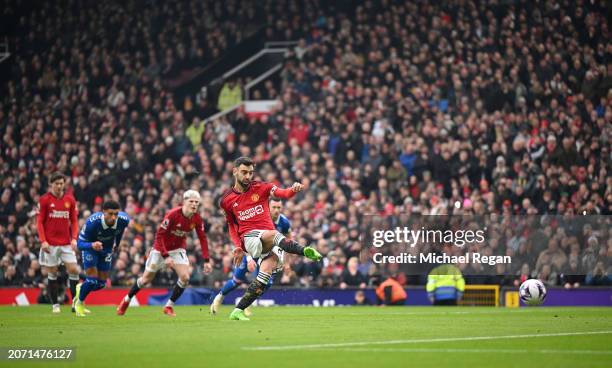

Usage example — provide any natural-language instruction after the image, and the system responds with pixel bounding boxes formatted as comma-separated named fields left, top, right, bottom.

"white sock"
left=53, top=303, right=60, bottom=308
left=165, top=300, right=175, bottom=308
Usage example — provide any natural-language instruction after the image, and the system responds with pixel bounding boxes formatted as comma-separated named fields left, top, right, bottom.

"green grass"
left=0, top=306, right=611, bottom=368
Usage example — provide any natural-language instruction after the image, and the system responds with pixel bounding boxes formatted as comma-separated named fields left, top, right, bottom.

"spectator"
left=217, top=79, right=243, bottom=111
left=353, top=290, right=371, bottom=306
left=340, top=257, right=367, bottom=289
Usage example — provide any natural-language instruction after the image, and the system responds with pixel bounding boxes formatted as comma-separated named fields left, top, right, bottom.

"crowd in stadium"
left=1, top=0, right=611, bottom=294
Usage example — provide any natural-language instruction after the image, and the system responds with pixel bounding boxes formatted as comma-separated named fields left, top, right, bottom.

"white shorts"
left=145, top=249, right=189, bottom=272
left=39, top=245, right=77, bottom=267
left=243, top=230, right=266, bottom=259
left=243, top=230, right=284, bottom=272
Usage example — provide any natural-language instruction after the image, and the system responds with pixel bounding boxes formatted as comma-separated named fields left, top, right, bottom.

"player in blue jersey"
left=210, top=198, right=291, bottom=315
left=73, top=200, right=130, bottom=316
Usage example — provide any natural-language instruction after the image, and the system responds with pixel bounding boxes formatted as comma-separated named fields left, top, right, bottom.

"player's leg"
left=45, top=265, right=60, bottom=313
left=74, top=250, right=106, bottom=316
left=230, top=253, right=278, bottom=321
left=64, top=262, right=80, bottom=312
left=117, top=250, right=161, bottom=315
left=74, top=267, right=98, bottom=317
left=164, top=253, right=190, bottom=316
left=260, top=230, right=322, bottom=261
left=243, top=257, right=276, bottom=317
left=211, top=256, right=248, bottom=315
left=39, top=246, right=61, bottom=312
left=60, top=245, right=80, bottom=310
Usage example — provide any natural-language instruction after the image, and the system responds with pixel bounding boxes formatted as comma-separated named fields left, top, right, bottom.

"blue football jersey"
left=77, top=211, right=130, bottom=250
left=274, top=214, right=291, bottom=236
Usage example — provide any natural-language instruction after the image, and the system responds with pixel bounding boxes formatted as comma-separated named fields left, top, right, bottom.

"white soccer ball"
left=519, top=279, right=547, bottom=306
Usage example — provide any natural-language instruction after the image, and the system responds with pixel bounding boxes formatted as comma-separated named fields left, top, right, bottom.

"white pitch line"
left=339, top=309, right=559, bottom=317
left=243, top=330, right=612, bottom=351
left=334, top=348, right=612, bottom=355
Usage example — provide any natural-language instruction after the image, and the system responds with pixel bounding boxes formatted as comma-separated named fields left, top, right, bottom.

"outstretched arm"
left=271, top=182, right=304, bottom=199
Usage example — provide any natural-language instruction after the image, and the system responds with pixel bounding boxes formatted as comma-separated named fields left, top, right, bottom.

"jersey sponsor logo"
left=238, top=205, right=264, bottom=221
left=251, top=193, right=260, bottom=202
left=161, top=219, right=169, bottom=230
left=170, top=229, right=190, bottom=238
left=97, top=234, right=115, bottom=241
left=49, top=210, right=70, bottom=219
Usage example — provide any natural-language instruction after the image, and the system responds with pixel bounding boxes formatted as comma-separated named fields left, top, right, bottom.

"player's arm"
left=36, top=199, right=48, bottom=245
left=270, top=182, right=304, bottom=199
left=156, top=214, right=172, bottom=257
left=114, top=217, right=130, bottom=251
left=70, top=199, right=79, bottom=248
left=77, top=220, right=101, bottom=251
left=70, top=199, right=79, bottom=239
left=220, top=201, right=244, bottom=266
left=195, top=217, right=210, bottom=262
left=220, top=202, right=242, bottom=250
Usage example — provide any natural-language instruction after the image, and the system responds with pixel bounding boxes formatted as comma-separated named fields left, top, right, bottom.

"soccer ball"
left=519, top=279, right=547, bottom=306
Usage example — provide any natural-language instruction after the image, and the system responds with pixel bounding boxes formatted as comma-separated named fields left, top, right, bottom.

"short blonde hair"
left=183, top=190, right=201, bottom=201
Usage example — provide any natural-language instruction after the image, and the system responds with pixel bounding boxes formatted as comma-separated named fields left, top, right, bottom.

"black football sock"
left=236, top=272, right=270, bottom=310
left=48, top=275, right=59, bottom=305
left=128, top=277, right=144, bottom=299
left=273, top=233, right=305, bottom=255
left=167, top=279, right=187, bottom=306
left=68, top=274, right=79, bottom=301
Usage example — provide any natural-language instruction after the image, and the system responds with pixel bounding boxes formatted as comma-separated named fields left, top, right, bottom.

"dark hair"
left=269, top=198, right=282, bottom=204
left=49, top=172, right=65, bottom=183
left=102, top=200, right=121, bottom=211
left=234, top=156, right=254, bottom=168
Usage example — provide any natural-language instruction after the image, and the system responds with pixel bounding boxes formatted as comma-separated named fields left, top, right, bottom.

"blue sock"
left=79, top=277, right=97, bottom=302
left=220, top=279, right=240, bottom=296
left=79, top=278, right=106, bottom=302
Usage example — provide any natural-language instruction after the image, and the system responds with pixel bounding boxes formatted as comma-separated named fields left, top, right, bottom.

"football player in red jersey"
left=117, top=190, right=212, bottom=317
left=37, top=172, right=81, bottom=314
left=220, top=157, right=322, bottom=321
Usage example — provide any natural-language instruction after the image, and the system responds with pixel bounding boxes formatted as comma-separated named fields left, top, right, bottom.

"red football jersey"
left=37, top=192, right=78, bottom=246
left=153, top=207, right=210, bottom=260
left=219, top=181, right=277, bottom=250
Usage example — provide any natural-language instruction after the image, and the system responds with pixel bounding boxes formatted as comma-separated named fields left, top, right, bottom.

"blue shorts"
left=81, top=249, right=113, bottom=272
left=233, top=256, right=273, bottom=286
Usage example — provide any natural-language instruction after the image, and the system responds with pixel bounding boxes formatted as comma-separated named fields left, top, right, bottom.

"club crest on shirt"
left=190, top=223, right=195, bottom=230
left=251, top=193, right=260, bottom=202
left=65, top=201, right=71, bottom=209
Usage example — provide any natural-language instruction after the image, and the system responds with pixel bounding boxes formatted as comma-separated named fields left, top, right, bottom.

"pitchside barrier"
left=0, top=287, right=610, bottom=307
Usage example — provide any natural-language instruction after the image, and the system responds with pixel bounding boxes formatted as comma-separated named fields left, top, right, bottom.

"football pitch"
left=0, top=306, right=611, bottom=368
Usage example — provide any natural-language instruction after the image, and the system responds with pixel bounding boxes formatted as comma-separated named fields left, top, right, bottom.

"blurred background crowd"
left=0, top=0, right=610, bottom=292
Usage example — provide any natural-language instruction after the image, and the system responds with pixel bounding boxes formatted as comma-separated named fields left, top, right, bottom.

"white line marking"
left=243, top=330, right=612, bottom=351
left=335, top=348, right=612, bottom=355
